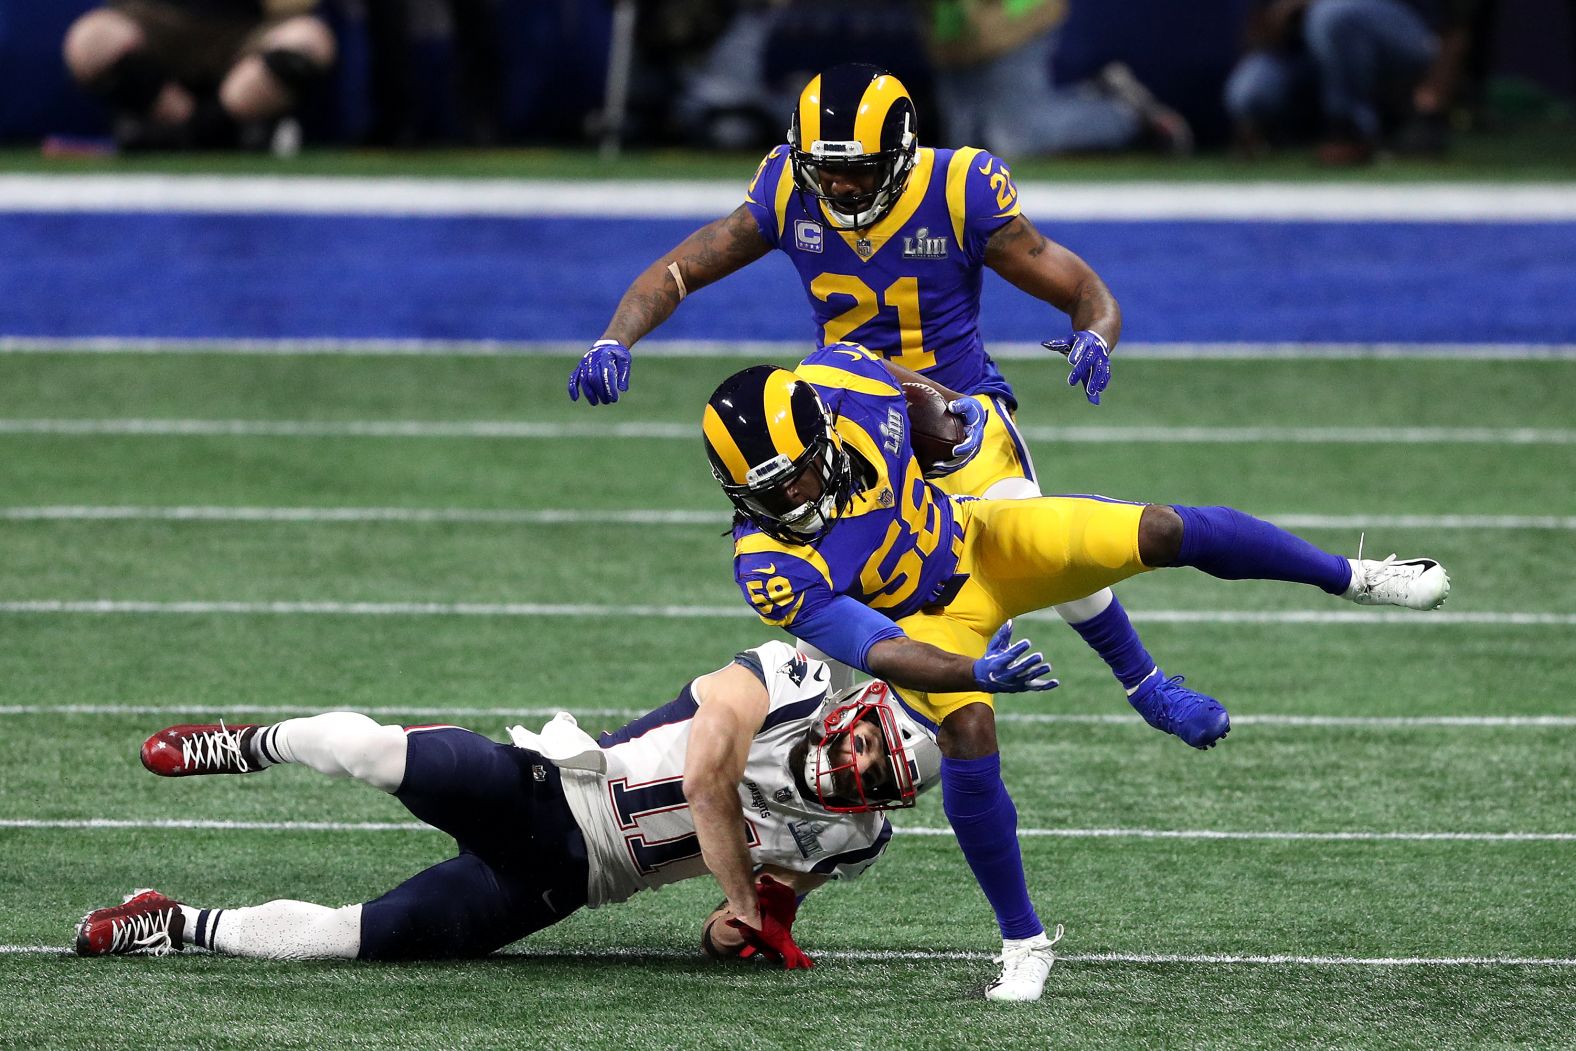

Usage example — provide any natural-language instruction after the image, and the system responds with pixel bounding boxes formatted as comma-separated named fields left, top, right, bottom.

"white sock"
left=186, top=900, right=362, bottom=960
left=1053, top=588, right=1115, bottom=625
left=252, top=712, right=408, bottom=792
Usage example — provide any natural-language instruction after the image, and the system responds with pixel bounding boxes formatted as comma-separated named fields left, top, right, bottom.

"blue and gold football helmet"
left=702, top=365, right=854, bottom=545
left=787, top=62, right=919, bottom=231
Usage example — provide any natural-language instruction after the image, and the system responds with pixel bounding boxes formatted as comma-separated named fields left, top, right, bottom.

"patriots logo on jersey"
left=782, top=653, right=810, bottom=686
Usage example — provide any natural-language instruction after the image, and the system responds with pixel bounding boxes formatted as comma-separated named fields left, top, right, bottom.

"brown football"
left=902, top=382, right=965, bottom=475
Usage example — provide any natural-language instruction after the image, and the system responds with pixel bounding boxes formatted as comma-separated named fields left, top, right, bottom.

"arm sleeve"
left=787, top=594, right=906, bottom=674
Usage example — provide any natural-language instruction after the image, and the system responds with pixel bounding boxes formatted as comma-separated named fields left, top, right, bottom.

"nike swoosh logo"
left=753, top=564, right=777, bottom=575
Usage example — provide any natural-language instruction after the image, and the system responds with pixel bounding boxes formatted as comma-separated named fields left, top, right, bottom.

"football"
left=902, top=382, right=965, bottom=475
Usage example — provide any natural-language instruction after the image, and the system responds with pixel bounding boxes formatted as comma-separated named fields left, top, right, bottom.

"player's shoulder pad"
left=734, top=538, right=833, bottom=627
left=795, top=343, right=900, bottom=399
left=744, top=144, right=791, bottom=208
left=945, top=147, right=1022, bottom=256
left=732, top=640, right=824, bottom=709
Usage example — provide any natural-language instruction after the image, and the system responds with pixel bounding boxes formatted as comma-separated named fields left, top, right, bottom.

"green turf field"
left=1, top=350, right=1572, bottom=1049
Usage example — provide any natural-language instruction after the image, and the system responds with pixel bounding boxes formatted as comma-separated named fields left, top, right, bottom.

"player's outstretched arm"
left=984, top=214, right=1122, bottom=404
left=684, top=662, right=771, bottom=926
left=570, top=206, right=771, bottom=404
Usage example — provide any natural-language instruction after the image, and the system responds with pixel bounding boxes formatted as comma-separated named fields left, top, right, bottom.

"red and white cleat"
left=75, top=889, right=186, bottom=956
left=140, top=722, right=264, bottom=776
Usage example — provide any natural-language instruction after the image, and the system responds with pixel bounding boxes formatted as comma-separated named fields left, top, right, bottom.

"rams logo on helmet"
left=787, top=62, right=919, bottom=231
left=702, top=365, right=855, bottom=545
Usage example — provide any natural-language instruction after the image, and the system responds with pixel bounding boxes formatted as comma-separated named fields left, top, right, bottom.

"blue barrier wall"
left=3, top=213, right=1572, bottom=343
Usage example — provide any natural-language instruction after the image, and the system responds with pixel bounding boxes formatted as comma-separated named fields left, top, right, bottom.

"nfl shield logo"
left=794, top=220, right=823, bottom=253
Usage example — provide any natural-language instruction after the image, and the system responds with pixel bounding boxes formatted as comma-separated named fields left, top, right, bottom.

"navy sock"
left=941, top=753, right=1042, bottom=940
left=1068, top=596, right=1157, bottom=691
left=192, top=908, right=224, bottom=950
left=1171, top=504, right=1352, bottom=595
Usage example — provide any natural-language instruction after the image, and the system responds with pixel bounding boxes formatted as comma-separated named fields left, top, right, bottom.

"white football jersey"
left=556, top=641, right=896, bottom=909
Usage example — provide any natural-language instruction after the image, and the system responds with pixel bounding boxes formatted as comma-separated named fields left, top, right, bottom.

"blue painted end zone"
left=4, top=213, right=1573, bottom=343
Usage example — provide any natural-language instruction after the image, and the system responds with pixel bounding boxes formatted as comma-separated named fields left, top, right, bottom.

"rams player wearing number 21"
left=573, top=62, right=1227, bottom=757
left=703, top=350, right=1451, bottom=1001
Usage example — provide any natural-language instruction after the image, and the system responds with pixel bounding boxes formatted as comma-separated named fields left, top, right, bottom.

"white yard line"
left=0, top=704, right=1570, bottom=729
left=0, top=418, right=1571, bottom=444
left=3, top=818, right=1569, bottom=843
left=0, top=600, right=1567, bottom=625
left=0, top=506, right=1570, bottom=530
left=2, top=337, right=1575, bottom=360
left=2, top=942, right=1571, bottom=965
left=3, top=174, right=1576, bottom=221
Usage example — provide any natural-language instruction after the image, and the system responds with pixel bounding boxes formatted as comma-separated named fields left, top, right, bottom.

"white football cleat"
left=984, top=924, right=1063, bottom=1003
left=1342, top=555, right=1450, bottom=610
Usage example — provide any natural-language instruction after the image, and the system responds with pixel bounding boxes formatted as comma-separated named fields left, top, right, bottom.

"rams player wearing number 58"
left=702, top=349, right=1450, bottom=1001
left=73, top=642, right=938, bottom=969
left=574, top=62, right=1227, bottom=761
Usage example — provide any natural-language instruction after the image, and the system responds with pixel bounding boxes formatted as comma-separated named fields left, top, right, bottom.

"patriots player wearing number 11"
left=73, top=642, right=938, bottom=968
left=574, top=61, right=1219, bottom=762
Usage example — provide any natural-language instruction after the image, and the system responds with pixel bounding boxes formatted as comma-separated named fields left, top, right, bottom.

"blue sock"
left=941, top=753, right=1042, bottom=940
left=1171, top=505, right=1352, bottom=595
left=1068, top=596, right=1157, bottom=691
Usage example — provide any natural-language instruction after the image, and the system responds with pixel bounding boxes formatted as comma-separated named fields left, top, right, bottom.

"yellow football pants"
left=893, top=495, right=1153, bottom=726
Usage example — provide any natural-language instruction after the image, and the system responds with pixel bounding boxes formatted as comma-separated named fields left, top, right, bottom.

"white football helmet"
left=800, top=681, right=940, bottom=813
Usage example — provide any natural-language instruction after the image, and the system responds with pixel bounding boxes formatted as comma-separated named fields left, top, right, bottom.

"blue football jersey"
left=743, top=144, right=1023, bottom=404
left=730, top=344, right=967, bottom=670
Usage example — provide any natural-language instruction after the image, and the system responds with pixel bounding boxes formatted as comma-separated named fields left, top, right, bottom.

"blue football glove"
left=926, top=397, right=987, bottom=478
left=1042, top=330, right=1111, bottom=405
left=568, top=339, right=632, bottom=405
left=972, top=637, right=1059, bottom=694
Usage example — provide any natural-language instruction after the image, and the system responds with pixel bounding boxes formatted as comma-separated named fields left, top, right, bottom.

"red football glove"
left=726, top=875, right=812, bottom=969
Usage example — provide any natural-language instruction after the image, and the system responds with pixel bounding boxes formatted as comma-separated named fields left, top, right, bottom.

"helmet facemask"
left=788, top=109, right=917, bottom=231
left=801, top=694, right=918, bottom=813
left=715, top=425, right=851, bottom=545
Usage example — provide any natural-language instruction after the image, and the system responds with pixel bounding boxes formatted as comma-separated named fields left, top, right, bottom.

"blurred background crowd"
left=0, top=0, right=1570, bottom=165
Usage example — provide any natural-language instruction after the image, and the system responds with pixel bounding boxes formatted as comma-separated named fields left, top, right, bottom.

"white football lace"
left=109, top=908, right=176, bottom=956
left=1357, top=554, right=1408, bottom=599
left=182, top=720, right=247, bottom=773
left=991, top=924, right=1065, bottom=968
